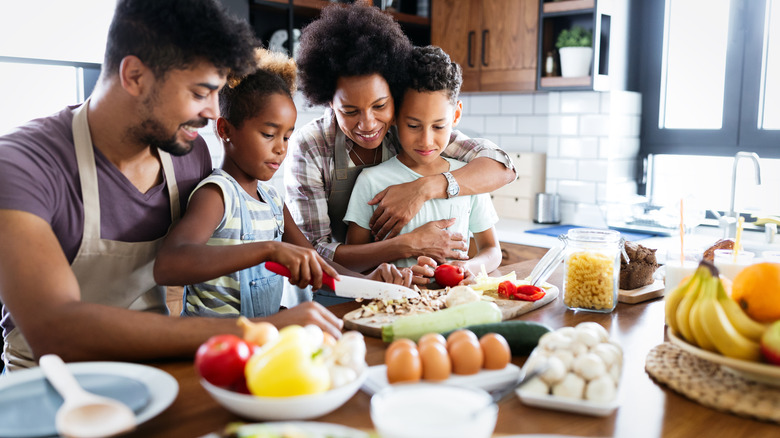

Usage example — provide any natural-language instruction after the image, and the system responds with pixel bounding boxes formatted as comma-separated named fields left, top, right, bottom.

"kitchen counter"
left=122, top=259, right=779, bottom=437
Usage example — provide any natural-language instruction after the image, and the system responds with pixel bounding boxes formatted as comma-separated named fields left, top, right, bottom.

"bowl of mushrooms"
left=516, top=322, right=622, bottom=416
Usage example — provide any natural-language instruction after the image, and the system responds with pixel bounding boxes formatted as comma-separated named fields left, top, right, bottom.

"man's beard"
left=134, top=117, right=207, bottom=157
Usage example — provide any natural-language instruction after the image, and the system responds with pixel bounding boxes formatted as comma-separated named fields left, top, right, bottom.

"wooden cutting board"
left=343, top=286, right=559, bottom=338
left=618, top=279, right=665, bottom=304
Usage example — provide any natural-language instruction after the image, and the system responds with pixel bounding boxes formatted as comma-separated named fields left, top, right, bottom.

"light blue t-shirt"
left=343, top=156, right=498, bottom=268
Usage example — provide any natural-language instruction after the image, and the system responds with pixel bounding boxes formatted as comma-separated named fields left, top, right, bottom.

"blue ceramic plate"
left=0, top=361, right=178, bottom=438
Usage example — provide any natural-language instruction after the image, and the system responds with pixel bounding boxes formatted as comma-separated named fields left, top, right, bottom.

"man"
left=0, top=0, right=342, bottom=372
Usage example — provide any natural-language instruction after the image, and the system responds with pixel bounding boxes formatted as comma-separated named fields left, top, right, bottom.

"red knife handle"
left=265, top=261, right=337, bottom=290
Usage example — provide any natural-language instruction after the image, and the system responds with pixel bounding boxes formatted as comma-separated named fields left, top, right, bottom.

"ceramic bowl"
left=201, top=369, right=367, bottom=421
left=370, top=383, right=497, bottom=438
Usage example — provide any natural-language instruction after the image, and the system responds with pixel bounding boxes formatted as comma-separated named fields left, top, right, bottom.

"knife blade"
left=265, top=262, right=419, bottom=301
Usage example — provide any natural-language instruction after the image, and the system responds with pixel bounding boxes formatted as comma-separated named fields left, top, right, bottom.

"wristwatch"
left=442, top=171, right=460, bottom=198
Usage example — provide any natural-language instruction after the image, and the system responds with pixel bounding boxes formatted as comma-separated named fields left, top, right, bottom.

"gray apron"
left=3, top=99, right=179, bottom=371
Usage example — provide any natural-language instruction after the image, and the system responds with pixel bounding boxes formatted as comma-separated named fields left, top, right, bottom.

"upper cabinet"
left=537, top=0, right=630, bottom=91
left=249, top=0, right=431, bottom=55
left=431, top=0, right=539, bottom=92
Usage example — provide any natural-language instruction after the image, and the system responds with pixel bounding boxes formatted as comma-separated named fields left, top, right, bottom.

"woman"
left=287, top=3, right=516, bottom=277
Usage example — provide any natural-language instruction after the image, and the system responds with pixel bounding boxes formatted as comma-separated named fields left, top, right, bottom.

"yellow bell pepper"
left=245, top=325, right=330, bottom=397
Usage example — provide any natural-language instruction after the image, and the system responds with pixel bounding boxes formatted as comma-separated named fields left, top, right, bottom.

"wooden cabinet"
left=500, top=242, right=548, bottom=266
left=431, top=0, right=539, bottom=92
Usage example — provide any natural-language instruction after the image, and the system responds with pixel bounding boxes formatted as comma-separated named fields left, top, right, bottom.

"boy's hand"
left=366, top=263, right=413, bottom=287
left=270, top=242, right=340, bottom=290
left=407, top=219, right=469, bottom=263
left=411, top=256, right=436, bottom=285
left=368, top=179, right=428, bottom=239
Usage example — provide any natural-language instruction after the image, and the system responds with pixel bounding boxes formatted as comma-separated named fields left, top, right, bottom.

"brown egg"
left=419, top=342, right=452, bottom=381
left=418, top=333, right=447, bottom=348
left=385, top=338, right=417, bottom=363
left=445, top=329, right=478, bottom=350
left=448, top=338, right=484, bottom=375
left=385, top=344, right=422, bottom=384
left=479, top=333, right=511, bottom=370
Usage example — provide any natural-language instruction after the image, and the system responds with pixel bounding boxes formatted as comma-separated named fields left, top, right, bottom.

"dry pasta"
left=564, top=251, right=615, bottom=310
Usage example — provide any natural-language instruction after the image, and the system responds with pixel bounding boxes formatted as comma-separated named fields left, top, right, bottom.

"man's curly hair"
left=104, top=0, right=259, bottom=79
left=296, top=4, right=413, bottom=106
left=405, top=45, right=463, bottom=105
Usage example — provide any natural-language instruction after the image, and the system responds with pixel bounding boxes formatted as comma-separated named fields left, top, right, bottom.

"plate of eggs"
left=361, top=329, right=521, bottom=395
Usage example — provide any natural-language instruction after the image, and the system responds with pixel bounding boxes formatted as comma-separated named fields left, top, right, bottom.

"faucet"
left=724, top=151, right=762, bottom=238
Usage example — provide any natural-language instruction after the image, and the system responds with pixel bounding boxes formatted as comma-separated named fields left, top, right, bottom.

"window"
left=0, top=0, right=114, bottom=134
left=640, top=0, right=780, bottom=158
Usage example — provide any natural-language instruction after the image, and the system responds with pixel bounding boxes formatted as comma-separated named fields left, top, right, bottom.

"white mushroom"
left=552, top=349, right=575, bottom=370
left=576, top=321, right=610, bottom=342
left=572, top=353, right=607, bottom=381
left=519, top=376, right=549, bottom=396
left=444, top=285, right=480, bottom=308
left=592, top=342, right=622, bottom=370
left=574, top=327, right=602, bottom=348
left=555, top=326, right=578, bottom=339
left=540, top=356, right=567, bottom=385
left=551, top=372, right=586, bottom=399
left=585, top=375, right=617, bottom=403
left=609, top=362, right=622, bottom=383
left=539, top=331, right=572, bottom=352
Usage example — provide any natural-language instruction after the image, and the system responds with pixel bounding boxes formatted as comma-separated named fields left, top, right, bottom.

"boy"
left=343, top=46, right=502, bottom=283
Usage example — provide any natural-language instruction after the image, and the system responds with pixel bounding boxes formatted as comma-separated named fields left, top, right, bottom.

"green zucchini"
left=443, top=320, right=552, bottom=355
left=381, top=301, right=502, bottom=343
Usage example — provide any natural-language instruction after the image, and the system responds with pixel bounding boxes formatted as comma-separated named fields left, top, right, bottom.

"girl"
left=154, top=49, right=410, bottom=319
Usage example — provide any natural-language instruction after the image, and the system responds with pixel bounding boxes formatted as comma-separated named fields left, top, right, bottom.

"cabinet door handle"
left=481, top=29, right=489, bottom=67
left=467, top=31, right=475, bottom=68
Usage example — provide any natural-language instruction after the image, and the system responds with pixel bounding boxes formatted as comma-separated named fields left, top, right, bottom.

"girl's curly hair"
left=219, top=49, right=297, bottom=129
left=296, top=4, right=413, bottom=106
left=404, top=45, right=463, bottom=106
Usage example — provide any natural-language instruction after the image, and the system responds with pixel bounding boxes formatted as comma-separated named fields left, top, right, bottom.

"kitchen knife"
left=265, top=262, right=419, bottom=301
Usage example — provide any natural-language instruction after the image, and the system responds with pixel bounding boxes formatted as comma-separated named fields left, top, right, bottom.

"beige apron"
left=3, top=100, right=180, bottom=371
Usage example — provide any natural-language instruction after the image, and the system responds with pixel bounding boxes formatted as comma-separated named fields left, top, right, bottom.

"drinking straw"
left=679, top=199, right=684, bottom=265
left=733, top=216, right=745, bottom=263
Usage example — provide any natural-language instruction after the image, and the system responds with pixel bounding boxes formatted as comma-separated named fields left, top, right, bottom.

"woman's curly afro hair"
left=296, top=4, right=413, bottom=106
left=405, top=45, right=463, bottom=105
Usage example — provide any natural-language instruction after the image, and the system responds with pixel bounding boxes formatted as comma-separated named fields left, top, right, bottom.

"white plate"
left=228, top=421, right=369, bottom=438
left=0, top=361, right=178, bottom=437
left=667, top=328, right=780, bottom=386
left=361, top=363, right=521, bottom=395
left=515, top=390, right=618, bottom=417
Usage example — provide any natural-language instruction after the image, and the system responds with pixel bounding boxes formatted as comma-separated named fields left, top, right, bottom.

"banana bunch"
left=665, top=261, right=767, bottom=361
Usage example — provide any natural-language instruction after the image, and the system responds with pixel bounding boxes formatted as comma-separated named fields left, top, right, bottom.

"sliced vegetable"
left=444, top=321, right=553, bottom=355
left=497, top=280, right=517, bottom=298
left=514, top=291, right=546, bottom=302
left=381, top=301, right=502, bottom=343
left=515, top=285, right=543, bottom=296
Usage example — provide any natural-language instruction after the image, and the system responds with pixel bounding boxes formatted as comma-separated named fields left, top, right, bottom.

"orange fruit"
left=731, top=262, right=780, bottom=323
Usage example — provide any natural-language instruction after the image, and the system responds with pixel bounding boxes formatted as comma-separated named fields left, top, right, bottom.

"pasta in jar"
left=561, top=229, right=621, bottom=313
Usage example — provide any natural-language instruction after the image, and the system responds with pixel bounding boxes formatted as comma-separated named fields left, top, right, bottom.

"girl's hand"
left=410, top=256, right=436, bottom=286
left=447, top=260, right=476, bottom=285
left=366, top=263, right=413, bottom=288
left=270, top=242, right=340, bottom=290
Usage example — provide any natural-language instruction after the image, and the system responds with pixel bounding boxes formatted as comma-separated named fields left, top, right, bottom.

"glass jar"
left=562, top=229, right=622, bottom=313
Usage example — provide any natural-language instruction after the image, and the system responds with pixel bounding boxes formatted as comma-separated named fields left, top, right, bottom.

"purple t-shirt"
left=0, top=104, right=212, bottom=262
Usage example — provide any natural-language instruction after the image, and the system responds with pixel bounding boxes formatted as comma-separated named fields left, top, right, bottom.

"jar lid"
left=565, top=228, right=621, bottom=243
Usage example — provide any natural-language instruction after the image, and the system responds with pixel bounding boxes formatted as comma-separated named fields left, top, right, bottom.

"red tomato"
left=514, top=290, right=546, bottom=302
left=497, top=280, right=517, bottom=298
left=195, top=334, right=252, bottom=388
left=515, top=285, right=543, bottom=296
left=434, top=264, right=465, bottom=287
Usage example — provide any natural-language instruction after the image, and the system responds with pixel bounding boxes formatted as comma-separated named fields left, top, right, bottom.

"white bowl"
left=370, top=383, right=497, bottom=438
left=201, top=369, right=367, bottom=421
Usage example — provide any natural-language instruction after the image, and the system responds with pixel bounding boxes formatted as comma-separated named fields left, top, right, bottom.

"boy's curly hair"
left=296, top=4, right=413, bottom=106
left=104, top=0, right=259, bottom=79
left=219, top=49, right=297, bottom=129
left=405, top=45, right=463, bottom=105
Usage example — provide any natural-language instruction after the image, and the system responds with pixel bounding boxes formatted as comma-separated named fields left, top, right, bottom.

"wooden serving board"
left=618, top=279, right=665, bottom=304
left=343, top=286, right=559, bottom=338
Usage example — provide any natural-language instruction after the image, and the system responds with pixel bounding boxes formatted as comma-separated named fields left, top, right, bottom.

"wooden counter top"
left=127, top=260, right=779, bottom=437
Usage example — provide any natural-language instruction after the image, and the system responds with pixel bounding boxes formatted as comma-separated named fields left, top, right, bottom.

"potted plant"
left=555, top=26, right=593, bottom=78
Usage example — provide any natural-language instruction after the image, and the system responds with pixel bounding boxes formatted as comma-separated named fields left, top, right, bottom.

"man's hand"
left=368, top=179, right=428, bottom=240
left=407, top=219, right=468, bottom=263
left=265, top=301, right=343, bottom=339
left=366, top=263, right=413, bottom=287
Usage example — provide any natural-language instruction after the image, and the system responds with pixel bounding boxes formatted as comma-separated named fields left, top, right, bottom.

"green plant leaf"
left=556, top=26, right=593, bottom=48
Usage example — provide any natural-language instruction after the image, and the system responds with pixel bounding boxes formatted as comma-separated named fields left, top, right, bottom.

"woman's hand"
left=406, top=219, right=469, bottom=263
left=366, top=263, right=413, bottom=288
left=368, top=178, right=428, bottom=240
left=269, top=242, right=340, bottom=290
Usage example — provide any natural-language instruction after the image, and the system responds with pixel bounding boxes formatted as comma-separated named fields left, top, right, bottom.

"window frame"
left=639, top=0, right=780, bottom=159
